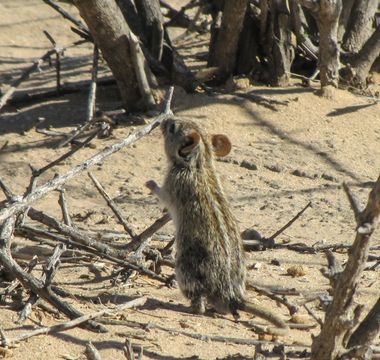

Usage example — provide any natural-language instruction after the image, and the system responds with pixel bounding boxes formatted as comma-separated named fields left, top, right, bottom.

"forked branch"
left=311, top=174, right=380, bottom=360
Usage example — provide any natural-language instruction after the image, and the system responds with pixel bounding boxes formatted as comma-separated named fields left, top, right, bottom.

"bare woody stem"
left=311, top=174, right=380, bottom=360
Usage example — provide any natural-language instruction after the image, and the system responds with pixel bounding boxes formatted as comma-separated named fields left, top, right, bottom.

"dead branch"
left=123, top=338, right=135, bottom=360
left=160, top=0, right=192, bottom=28
left=43, top=30, right=62, bottom=93
left=86, top=342, right=102, bottom=360
left=268, top=202, right=311, bottom=241
left=58, top=188, right=72, bottom=226
left=0, top=217, right=105, bottom=332
left=125, top=213, right=171, bottom=252
left=173, top=2, right=204, bottom=42
left=289, top=0, right=319, bottom=61
left=27, top=207, right=124, bottom=258
left=0, top=87, right=174, bottom=223
left=311, top=174, right=380, bottom=360
left=87, top=45, right=99, bottom=123
left=342, top=25, right=380, bottom=89
left=242, top=202, right=312, bottom=250
left=87, top=172, right=137, bottom=240
left=42, top=0, right=90, bottom=37
left=74, top=0, right=156, bottom=110
left=0, top=141, right=9, bottom=153
left=343, top=182, right=362, bottom=221
left=0, top=39, right=87, bottom=111
left=0, top=179, right=14, bottom=201
left=58, top=45, right=100, bottom=148
left=304, top=304, right=323, bottom=326
left=16, top=244, right=66, bottom=324
left=8, top=77, right=114, bottom=107
left=0, top=297, right=147, bottom=347
left=128, top=32, right=156, bottom=109
left=0, top=256, right=38, bottom=299
left=33, top=129, right=101, bottom=177
left=19, top=224, right=171, bottom=284
left=321, top=250, right=344, bottom=288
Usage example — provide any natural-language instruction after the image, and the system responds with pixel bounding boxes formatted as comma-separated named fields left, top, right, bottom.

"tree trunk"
left=300, top=0, right=342, bottom=95
left=266, top=0, right=293, bottom=86
left=318, top=0, right=342, bottom=91
left=235, top=7, right=261, bottom=75
left=74, top=0, right=155, bottom=111
left=134, top=0, right=164, bottom=61
left=342, top=0, right=378, bottom=52
left=208, top=0, right=248, bottom=81
left=289, top=0, right=319, bottom=60
left=337, top=0, right=355, bottom=42
left=342, top=25, right=380, bottom=88
left=116, top=0, right=144, bottom=38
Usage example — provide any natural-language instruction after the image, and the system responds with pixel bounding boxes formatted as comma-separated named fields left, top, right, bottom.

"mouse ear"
left=212, top=134, right=231, bottom=157
left=179, top=132, right=201, bottom=157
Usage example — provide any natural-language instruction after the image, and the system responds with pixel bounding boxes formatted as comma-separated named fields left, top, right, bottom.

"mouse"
left=146, top=117, right=288, bottom=335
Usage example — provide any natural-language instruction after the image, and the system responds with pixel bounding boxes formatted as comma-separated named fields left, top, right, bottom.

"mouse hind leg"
left=229, top=300, right=241, bottom=321
left=191, top=294, right=206, bottom=314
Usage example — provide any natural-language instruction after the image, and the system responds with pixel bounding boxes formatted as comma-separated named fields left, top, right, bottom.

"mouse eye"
left=168, top=122, right=176, bottom=134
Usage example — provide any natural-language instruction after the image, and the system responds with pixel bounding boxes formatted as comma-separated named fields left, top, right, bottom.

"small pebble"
left=290, top=314, right=311, bottom=324
left=241, top=228, right=262, bottom=240
left=271, top=259, right=281, bottom=266
left=287, top=265, right=307, bottom=277
left=240, top=160, right=258, bottom=171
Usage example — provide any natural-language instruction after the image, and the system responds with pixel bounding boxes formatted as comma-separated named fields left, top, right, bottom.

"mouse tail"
left=239, top=301, right=289, bottom=336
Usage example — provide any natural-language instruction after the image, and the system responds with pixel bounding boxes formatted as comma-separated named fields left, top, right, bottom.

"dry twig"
left=85, top=342, right=102, bottom=360
left=19, top=223, right=170, bottom=284
left=126, top=213, right=171, bottom=252
left=42, top=0, right=90, bottom=37
left=0, top=216, right=105, bottom=332
left=17, top=244, right=66, bottom=324
left=58, top=45, right=99, bottom=148
left=0, top=39, right=87, bottom=111
left=88, top=172, right=137, bottom=239
left=58, top=188, right=72, bottom=226
left=269, top=202, right=311, bottom=241
left=0, top=297, right=147, bottom=347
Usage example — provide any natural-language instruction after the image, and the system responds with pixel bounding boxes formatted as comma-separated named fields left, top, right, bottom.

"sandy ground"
left=0, top=1, right=379, bottom=359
